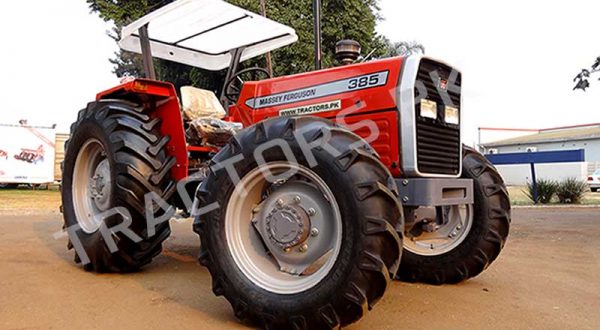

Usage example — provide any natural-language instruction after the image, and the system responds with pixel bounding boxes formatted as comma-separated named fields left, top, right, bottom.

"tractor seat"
left=181, top=86, right=226, bottom=121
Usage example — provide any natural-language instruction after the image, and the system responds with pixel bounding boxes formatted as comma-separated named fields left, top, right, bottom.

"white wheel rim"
left=72, top=139, right=112, bottom=234
left=225, top=162, right=342, bottom=295
left=404, top=204, right=474, bottom=256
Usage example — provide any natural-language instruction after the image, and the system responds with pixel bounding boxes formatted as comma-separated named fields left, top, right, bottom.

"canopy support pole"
left=220, top=47, right=245, bottom=109
left=139, top=24, right=156, bottom=80
left=259, top=0, right=274, bottom=76
left=312, top=0, right=322, bottom=70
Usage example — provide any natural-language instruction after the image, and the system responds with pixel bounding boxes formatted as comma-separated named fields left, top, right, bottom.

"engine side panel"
left=234, top=57, right=404, bottom=176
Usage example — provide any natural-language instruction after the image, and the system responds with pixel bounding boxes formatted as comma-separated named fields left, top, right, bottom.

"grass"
left=1, top=185, right=598, bottom=213
left=0, top=188, right=61, bottom=213
left=508, top=186, right=600, bottom=206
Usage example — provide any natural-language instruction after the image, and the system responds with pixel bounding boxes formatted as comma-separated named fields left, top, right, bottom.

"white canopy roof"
left=119, top=0, right=298, bottom=71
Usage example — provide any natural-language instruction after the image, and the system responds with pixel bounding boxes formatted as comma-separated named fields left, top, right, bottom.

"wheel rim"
left=404, top=204, right=473, bottom=256
left=72, top=139, right=112, bottom=234
left=225, top=162, right=342, bottom=295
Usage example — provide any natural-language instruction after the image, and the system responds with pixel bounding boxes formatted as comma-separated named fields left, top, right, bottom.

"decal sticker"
left=278, top=100, right=342, bottom=117
left=246, top=71, right=389, bottom=109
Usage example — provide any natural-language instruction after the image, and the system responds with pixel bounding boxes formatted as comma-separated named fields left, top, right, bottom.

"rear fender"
left=96, top=79, right=188, bottom=181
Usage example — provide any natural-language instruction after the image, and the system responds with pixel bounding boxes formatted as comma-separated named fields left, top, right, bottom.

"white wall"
left=495, top=162, right=588, bottom=186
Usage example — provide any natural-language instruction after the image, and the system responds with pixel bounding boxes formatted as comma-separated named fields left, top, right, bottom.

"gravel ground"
left=0, top=192, right=598, bottom=329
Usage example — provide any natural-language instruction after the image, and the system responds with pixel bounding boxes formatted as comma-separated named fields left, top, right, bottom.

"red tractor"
left=14, top=145, right=45, bottom=164
left=61, top=0, right=510, bottom=328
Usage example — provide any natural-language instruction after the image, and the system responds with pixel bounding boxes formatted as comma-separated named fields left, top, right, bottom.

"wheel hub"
left=227, top=163, right=342, bottom=294
left=72, top=139, right=111, bottom=234
left=265, top=202, right=311, bottom=249
left=90, top=159, right=111, bottom=211
left=404, top=204, right=473, bottom=256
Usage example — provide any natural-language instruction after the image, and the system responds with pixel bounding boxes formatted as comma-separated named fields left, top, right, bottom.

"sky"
left=0, top=1, right=119, bottom=132
left=1, top=1, right=600, bottom=145
left=377, top=0, right=600, bottom=144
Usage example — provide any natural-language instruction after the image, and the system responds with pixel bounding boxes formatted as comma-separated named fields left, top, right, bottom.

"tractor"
left=61, top=0, right=510, bottom=328
left=14, top=145, right=45, bottom=164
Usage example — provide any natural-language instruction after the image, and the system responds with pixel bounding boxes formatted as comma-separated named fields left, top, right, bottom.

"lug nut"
left=308, top=208, right=316, bottom=216
left=294, top=196, right=301, bottom=203
left=283, top=247, right=291, bottom=253
left=457, top=225, right=462, bottom=230
left=299, top=244, right=308, bottom=253
left=311, top=228, right=319, bottom=237
left=402, top=196, right=409, bottom=203
left=276, top=199, right=284, bottom=207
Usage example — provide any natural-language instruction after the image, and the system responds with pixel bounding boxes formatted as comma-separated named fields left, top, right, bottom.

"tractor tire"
left=592, top=188, right=598, bottom=193
left=397, top=145, right=510, bottom=284
left=194, top=117, right=403, bottom=329
left=61, top=100, right=176, bottom=272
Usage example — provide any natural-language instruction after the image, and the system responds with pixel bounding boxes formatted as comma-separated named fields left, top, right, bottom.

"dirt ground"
left=0, top=191, right=599, bottom=329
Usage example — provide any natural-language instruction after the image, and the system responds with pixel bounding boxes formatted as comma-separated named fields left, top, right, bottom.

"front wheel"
left=194, top=117, right=403, bottom=329
left=61, top=100, right=176, bottom=272
left=397, top=145, right=510, bottom=284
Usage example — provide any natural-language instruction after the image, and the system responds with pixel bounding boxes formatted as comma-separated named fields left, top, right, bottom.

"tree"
left=87, top=0, right=408, bottom=92
left=384, top=40, right=425, bottom=57
left=573, top=57, right=600, bottom=91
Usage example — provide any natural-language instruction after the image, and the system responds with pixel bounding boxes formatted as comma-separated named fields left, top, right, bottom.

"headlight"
left=420, top=99, right=437, bottom=119
left=444, top=106, right=459, bottom=125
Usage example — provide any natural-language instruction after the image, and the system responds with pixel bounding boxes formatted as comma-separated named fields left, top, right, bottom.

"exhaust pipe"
left=335, top=40, right=361, bottom=66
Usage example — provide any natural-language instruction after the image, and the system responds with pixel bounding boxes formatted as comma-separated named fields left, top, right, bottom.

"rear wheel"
left=194, top=117, right=403, bottom=329
left=592, top=188, right=598, bottom=193
left=0, top=183, right=19, bottom=189
left=61, top=100, right=176, bottom=272
left=397, top=145, right=510, bottom=284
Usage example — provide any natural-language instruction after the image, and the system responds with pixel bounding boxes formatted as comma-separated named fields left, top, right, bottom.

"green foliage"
left=524, top=179, right=557, bottom=204
left=556, top=178, right=588, bottom=204
left=88, top=0, right=225, bottom=93
left=87, top=0, right=402, bottom=92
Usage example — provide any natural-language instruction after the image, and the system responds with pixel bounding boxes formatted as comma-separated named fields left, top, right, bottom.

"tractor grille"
left=414, top=59, right=461, bottom=175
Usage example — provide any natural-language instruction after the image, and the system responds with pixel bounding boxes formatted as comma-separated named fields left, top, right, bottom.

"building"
left=479, top=123, right=600, bottom=185
left=478, top=127, right=540, bottom=146
left=54, top=133, right=69, bottom=182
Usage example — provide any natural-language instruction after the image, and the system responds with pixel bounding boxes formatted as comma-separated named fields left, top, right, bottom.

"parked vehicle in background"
left=588, top=169, right=600, bottom=192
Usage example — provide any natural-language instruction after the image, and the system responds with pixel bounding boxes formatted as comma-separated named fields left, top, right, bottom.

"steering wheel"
left=224, top=67, right=272, bottom=103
